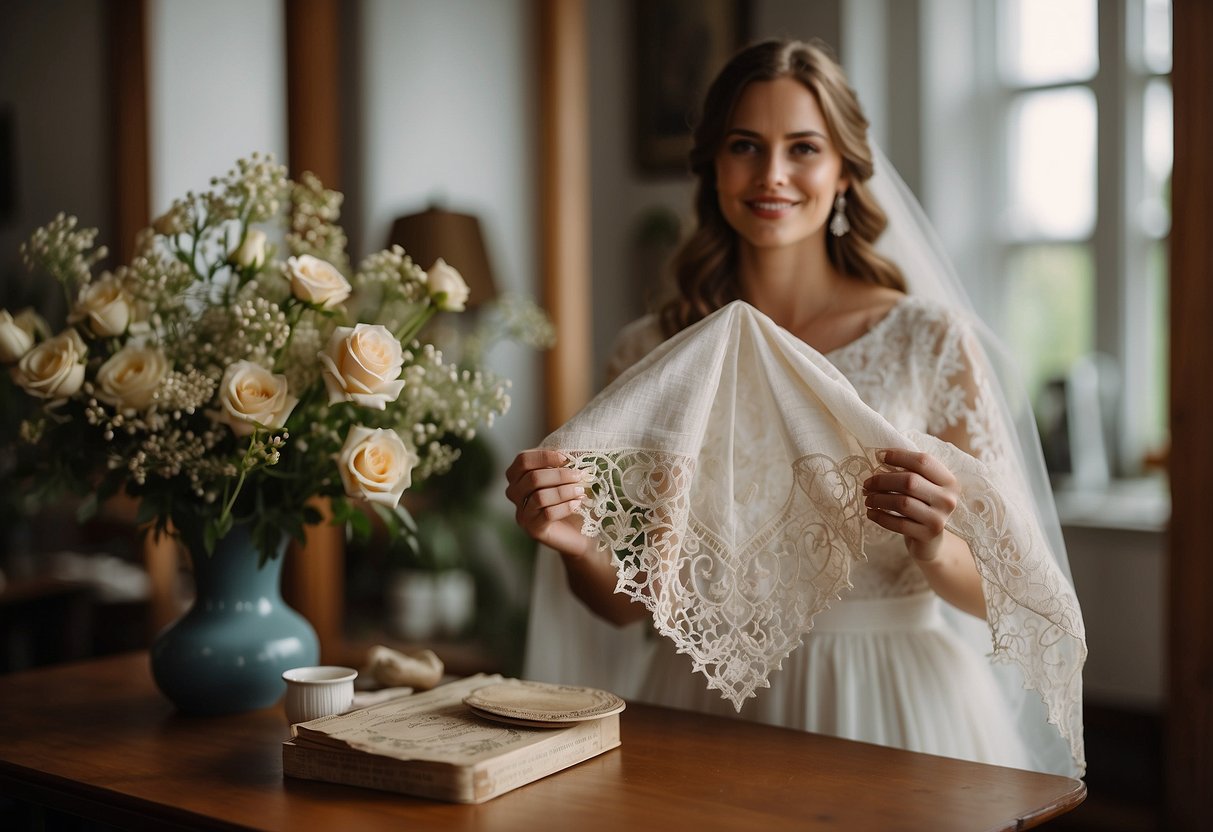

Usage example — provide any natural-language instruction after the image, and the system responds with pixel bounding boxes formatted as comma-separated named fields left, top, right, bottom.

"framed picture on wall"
left=633, top=0, right=749, bottom=177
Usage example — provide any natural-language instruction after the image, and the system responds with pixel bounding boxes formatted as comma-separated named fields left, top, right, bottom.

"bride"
left=506, top=39, right=1085, bottom=778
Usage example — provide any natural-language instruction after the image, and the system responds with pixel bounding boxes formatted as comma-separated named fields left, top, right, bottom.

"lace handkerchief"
left=541, top=301, right=1085, bottom=770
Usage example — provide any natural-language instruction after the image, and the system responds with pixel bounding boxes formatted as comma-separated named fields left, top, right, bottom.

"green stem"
left=274, top=303, right=305, bottom=372
left=189, top=216, right=205, bottom=281
left=224, top=209, right=251, bottom=304
left=216, top=431, right=260, bottom=528
left=395, top=304, right=436, bottom=344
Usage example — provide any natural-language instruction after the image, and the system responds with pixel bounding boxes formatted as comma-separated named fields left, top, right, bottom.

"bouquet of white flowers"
left=1, top=154, right=524, bottom=563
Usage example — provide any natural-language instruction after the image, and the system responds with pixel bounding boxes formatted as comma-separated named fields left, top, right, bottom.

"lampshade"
left=387, top=207, right=497, bottom=309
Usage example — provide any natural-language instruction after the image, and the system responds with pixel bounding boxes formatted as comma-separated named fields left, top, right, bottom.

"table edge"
left=0, top=761, right=248, bottom=832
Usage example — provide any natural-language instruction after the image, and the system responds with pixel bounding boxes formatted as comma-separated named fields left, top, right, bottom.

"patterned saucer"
left=462, top=679, right=626, bottom=726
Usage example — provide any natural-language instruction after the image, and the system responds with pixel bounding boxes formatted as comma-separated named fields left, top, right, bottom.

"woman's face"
left=714, top=77, right=848, bottom=252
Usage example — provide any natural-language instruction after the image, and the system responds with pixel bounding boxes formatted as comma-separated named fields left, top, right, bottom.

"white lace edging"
left=932, top=440, right=1087, bottom=776
left=564, top=444, right=1086, bottom=776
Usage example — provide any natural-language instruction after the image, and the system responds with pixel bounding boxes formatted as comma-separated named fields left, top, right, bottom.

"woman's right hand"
left=504, top=449, right=593, bottom=558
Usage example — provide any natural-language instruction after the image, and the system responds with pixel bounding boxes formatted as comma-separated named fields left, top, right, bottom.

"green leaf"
left=283, top=512, right=306, bottom=545
left=370, top=502, right=398, bottom=537
left=394, top=502, right=419, bottom=535
left=135, top=496, right=161, bottom=526
left=346, top=508, right=372, bottom=543
left=76, top=493, right=99, bottom=524
left=95, top=475, right=122, bottom=504
left=329, top=497, right=354, bottom=525
left=253, top=520, right=280, bottom=567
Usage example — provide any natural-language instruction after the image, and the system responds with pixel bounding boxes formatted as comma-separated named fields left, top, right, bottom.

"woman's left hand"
left=862, top=448, right=960, bottom=563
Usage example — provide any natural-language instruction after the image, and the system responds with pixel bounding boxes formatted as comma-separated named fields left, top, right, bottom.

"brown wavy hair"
left=658, top=39, right=906, bottom=337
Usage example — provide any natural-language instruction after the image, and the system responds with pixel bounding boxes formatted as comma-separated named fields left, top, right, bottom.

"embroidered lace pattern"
left=559, top=298, right=1085, bottom=772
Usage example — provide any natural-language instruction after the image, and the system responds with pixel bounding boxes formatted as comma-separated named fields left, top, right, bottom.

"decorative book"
left=282, top=674, right=623, bottom=804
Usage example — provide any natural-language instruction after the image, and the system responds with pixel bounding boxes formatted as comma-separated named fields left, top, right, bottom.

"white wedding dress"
left=524, top=297, right=1085, bottom=777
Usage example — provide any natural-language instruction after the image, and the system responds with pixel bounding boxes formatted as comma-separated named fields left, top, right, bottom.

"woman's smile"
left=745, top=197, right=803, bottom=219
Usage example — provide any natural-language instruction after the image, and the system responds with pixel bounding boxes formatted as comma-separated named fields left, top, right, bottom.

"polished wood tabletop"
left=0, top=653, right=1084, bottom=831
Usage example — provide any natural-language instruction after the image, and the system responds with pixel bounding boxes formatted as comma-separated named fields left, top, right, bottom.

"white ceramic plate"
left=463, top=680, right=626, bottom=725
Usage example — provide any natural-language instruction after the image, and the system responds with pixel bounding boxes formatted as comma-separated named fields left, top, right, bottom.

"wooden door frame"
left=537, top=0, right=593, bottom=432
left=1166, top=0, right=1213, bottom=827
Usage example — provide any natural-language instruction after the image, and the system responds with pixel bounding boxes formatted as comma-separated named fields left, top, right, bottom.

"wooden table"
left=0, top=653, right=1084, bottom=831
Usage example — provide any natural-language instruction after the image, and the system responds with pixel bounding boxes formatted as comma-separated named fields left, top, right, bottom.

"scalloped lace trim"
left=567, top=445, right=1086, bottom=774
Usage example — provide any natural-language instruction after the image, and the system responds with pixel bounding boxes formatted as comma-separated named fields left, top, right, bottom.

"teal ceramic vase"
left=149, top=520, right=319, bottom=715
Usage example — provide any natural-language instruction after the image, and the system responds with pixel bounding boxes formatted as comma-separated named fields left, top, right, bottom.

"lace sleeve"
left=920, top=319, right=1087, bottom=775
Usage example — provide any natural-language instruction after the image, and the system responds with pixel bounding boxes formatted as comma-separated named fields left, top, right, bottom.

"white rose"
left=69, top=273, right=132, bottom=337
left=230, top=228, right=268, bottom=269
left=336, top=426, right=418, bottom=507
left=286, top=254, right=351, bottom=308
left=0, top=310, right=34, bottom=364
left=13, top=308, right=50, bottom=340
left=95, top=344, right=169, bottom=411
left=425, top=258, right=470, bottom=312
left=13, top=329, right=87, bottom=403
left=213, top=360, right=298, bottom=437
left=318, top=323, right=405, bottom=410
left=151, top=210, right=187, bottom=236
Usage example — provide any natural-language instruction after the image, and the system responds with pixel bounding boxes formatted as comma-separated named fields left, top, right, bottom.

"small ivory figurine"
left=359, top=644, right=445, bottom=691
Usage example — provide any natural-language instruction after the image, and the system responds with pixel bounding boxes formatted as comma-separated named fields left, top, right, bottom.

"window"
left=992, top=0, right=1171, bottom=478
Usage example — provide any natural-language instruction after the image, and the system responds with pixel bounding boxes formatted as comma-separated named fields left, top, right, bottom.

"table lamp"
left=386, top=207, right=497, bottom=309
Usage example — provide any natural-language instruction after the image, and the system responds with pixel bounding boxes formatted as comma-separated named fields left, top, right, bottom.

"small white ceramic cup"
left=282, top=666, right=358, bottom=725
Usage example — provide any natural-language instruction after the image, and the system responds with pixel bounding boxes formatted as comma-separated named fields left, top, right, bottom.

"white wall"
left=586, top=0, right=696, bottom=389
left=1065, top=525, right=1165, bottom=708
left=358, top=0, right=539, bottom=454
left=146, top=0, right=287, bottom=214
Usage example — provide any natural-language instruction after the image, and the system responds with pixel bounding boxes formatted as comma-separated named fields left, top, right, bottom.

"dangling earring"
left=830, top=192, right=850, bottom=237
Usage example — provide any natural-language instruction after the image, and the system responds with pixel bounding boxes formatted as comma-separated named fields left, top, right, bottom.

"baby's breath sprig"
left=19, top=214, right=109, bottom=301
left=3, top=152, right=544, bottom=565
left=287, top=171, right=349, bottom=272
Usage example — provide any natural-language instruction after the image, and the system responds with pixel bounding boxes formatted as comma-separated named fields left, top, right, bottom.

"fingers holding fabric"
left=517, top=481, right=587, bottom=520
left=862, top=471, right=958, bottom=513
left=504, top=449, right=570, bottom=485
left=505, top=450, right=582, bottom=506
left=863, top=493, right=947, bottom=537
left=505, top=449, right=594, bottom=557
left=873, top=448, right=957, bottom=490
left=862, top=447, right=962, bottom=561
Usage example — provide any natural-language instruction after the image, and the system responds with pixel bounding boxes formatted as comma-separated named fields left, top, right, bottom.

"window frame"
left=982, top=0, right=1170, bottom=478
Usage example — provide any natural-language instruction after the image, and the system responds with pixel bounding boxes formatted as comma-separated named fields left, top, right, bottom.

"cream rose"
left=0, top=310, right=34, bottom=364
left=95, top=344, right=169, bottom=411
left=318, top=323, right=405, bottom=410
left=230, top=228, right=268, bottom=269
left=13, top=308, right=50, bottom=340
left=336, top=426, right=418, bottom=507
left=213, top=360, right=298, bottom=437
left=425, top=258, right=470, bottom=312
left=286, top=254, right=351, bottom=308
left=13, top=329, right=87, bottom=403
left=151, top=209, right=188, bottom=236
left=69, top=273, right=132, bottom=337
